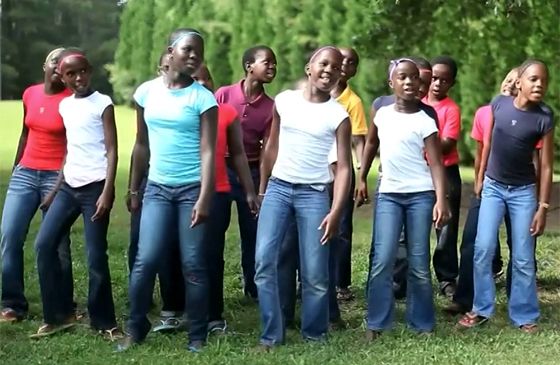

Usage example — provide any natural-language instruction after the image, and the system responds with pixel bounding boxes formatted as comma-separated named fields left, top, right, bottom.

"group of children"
left=0, top=27, right=555, bottom=353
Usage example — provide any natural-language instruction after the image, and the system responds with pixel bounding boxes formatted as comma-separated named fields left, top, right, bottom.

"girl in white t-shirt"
left=254, top=46, right=352, bottom=349
left=355, top=59, right=449, bottom=339
left=33, top=50, right=119, bottom=339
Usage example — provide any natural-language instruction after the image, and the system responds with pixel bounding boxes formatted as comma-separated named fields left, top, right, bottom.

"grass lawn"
left=0, top=100, right=559, bottom=364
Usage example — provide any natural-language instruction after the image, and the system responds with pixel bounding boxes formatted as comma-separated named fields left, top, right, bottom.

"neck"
left=394, top=97, right=419, bottom=113
left=74, top=88, right=94, bottom=98
left=43, top=81, right=65, bottom=95
left=427, top=93, right=445, bottom=104
left=243, top=77, right=264, bottom=101
left=303, top=84, right=330, bottom=103
left=513, top=94, right=535, bottom=111
left=331, top=80, right=347, bottom=98
left=167, top=70, right=194, bottom=89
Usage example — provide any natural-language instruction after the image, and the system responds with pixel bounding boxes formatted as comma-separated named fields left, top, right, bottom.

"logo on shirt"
left=39, top=107, right=45, bottom=114
left=511, top=119, right=517, bottom=126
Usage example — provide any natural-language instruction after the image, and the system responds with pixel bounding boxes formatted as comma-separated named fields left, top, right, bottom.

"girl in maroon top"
left=0, top=48, right=76, bottom=323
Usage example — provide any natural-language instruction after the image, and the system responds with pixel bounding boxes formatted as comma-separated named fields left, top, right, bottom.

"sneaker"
left=207, top=319, right=227, bottom=335
left=187, top=340, right=205, bottom=353
left=0, top=308, right=22, bottom=323
left=336, top=287, right=355, bottom=301
left=153, top=316, right=187, bottom=333
left=440, top=282, right=456, bottom=299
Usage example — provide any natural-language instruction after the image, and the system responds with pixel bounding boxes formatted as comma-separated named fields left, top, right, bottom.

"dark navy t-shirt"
left=486, top=95, right=554, bottom=186
left=372, top=95, right=439, bottom=126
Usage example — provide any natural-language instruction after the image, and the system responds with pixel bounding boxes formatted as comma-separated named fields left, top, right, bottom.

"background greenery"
left=0, top=101, right=559, bottom=364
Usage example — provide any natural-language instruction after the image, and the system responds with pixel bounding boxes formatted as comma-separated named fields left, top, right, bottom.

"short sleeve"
left=196, top=86, right=218, bottom=115
left=348, top=98, right=368, bottom=135
left=420, top=115, right=439, bottom=140
left=274, top=90, right=289, bottom=115
left=133, top=81, right=151, bottom=107
left=470, top=107, right=487, bottom=142
left=96, top=94, right=114, bottom=118
left=214, top=87, right=226, bottom=103
left=440, top=104, right=461, bottom=140
left=22, top=86, right=32, bottom=106
left=372, top=96, right=383, bottom=112
left=540, top=108, right=555, bottom=136
left=421, top=104, right=439, bottom=128
left=218, top=103, right=238, bottom=127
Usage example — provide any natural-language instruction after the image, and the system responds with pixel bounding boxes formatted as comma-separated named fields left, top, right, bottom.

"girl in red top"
left=0, top=48, right=75, bottom=323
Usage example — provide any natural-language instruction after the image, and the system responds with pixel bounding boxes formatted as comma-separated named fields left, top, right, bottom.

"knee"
left=511, top=256, right=535, bottom=273
left=408, top=264, right=431, bottom=286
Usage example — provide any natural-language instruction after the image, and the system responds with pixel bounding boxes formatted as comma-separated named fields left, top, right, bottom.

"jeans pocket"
left=309, top=184, right=326, bottom=192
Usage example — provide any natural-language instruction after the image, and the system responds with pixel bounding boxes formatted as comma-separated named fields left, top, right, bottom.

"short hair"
left=242, top=45, right=275, bottom=72
left=167, top=28, right=202, bottom=47
left=518, top=59, right=548, bottom=78
left=45, top=47, right=65, bottom=64
left=411, top=57, right=431, bottom=71
left=431, top=55, right=458, bottom=80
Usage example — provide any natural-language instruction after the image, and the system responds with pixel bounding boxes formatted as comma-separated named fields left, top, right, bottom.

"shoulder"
left=445, top=97, right=461, bottom=113
left=215, top=82, right=238, bottom=97
left=22, top=84, right=42, bottom=101
left=275, top=89, right=297, bottom=106
left=135, top=77, right=160, bottom=94
left=490, top=94, right=509, bottom=108
left=419, top=102, right=437, bottom=120
left=218, top=103, right=238, bottom=120
left=373, top=95, right=394, bottom=111
left=93, top=91, right=113, bottom=106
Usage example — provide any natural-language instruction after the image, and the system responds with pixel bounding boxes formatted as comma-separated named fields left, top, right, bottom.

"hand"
left=355, top=179, right=369, bottom=207
left=92, top=189, right=115, bottom=221
left=126, top=194, right=141, bottom=213
left=191, top=196, right=211, bottom=228
left=433, top=199, right=450, bottom=229
left=530, top=208, right=547, bottom=237
left=40, top=191, right=57, bottom=210
left=318, top=211, right=341, bottom=245
left=246, top=193, right=261, bottom=216
left=474, top=179, right=483, bottom=199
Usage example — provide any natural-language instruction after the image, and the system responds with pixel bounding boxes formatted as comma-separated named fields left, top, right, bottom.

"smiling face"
left=516, top=63, right=548, bottom=103
left=390, top=61, right=420, bottom=101
left=169, top=34, right=204, bottom=76
left=247, top=49, right=277, bottom=83
left=306, top=48, right=343, bottom=92
left=59, top=55, right=92, bottom=95
left=500, top=68, right=518, bottom=96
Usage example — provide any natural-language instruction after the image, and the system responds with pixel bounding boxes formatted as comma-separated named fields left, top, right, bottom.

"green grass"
left=0, top=101, right=559, bottom=365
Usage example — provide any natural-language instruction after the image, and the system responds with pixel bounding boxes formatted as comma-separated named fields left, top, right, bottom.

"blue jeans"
left=128, top=176, right=184, bottom=314
left=333, top=169, right=355, bottom=289
left=255, top=177, right=330, bottom=345
left=227, top=163, right=259, bottom=298
left=473, top=176, right=538, bottom=326
left=367, top=191, right=435, bottom=332
left=1, top=166, right=73, bottom=316
left=35, top=181, right=115, bottom=329
left=127, top=181, right=208, bottom=343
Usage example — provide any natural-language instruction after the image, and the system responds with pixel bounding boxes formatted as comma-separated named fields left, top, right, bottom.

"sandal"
left=519, top=324, right=538, bottom=334
left=101, top=327, right=125, bottom=341
left=29, top=321, right=75, bottom=339
left=456, top=312, right=488, bottom=329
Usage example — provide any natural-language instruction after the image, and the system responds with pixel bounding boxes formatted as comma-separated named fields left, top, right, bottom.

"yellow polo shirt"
left=336, top=86, right=368, bottom=135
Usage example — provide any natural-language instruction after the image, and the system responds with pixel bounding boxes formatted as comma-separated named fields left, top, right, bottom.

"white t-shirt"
left=272, top=89, right=348, bottom=184
left=375, top=104, right=438, bottom=193
left=60, top=91, right=113, bottom=188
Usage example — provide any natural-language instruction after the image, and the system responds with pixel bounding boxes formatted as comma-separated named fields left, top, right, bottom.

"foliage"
left=110, top=0, right=559, bottom=163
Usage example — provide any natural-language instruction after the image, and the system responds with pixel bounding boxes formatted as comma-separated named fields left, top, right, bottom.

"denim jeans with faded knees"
left=255, top=177, right=330, bottom=345
left=367, top=191, right=435, bottom=332
left=127, top=181, right=208, bottom=343
left=1, top=166, right=73, bottom=316
left=35, top=181, right=115, bottom=329
left=473, top=176, right=538, bottom=327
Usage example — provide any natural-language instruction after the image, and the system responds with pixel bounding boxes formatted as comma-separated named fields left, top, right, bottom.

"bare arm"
left=358, top=106, right=380, bottom=183
left=476, top=110, right=495, bottom=197
left=127, top=104, right=150, bottom=212
left=331, top=118, right=352, bottom=215
left=474, top=141, right=483, bottom=187
left=259, top=106, right=280, bottom=195
left=440, top=137, right=457, bottom=155
left=13, top=104, right=29, bottom=168
left=425, top=133, right=449, bottom=228
left=531, top=129, right=554, bottom=236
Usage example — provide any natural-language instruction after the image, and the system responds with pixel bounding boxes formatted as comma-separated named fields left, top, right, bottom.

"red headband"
left=56, top=53, right=87, bottom=73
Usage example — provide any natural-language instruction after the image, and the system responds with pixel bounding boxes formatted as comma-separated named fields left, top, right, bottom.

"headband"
left=308, top=46, right=339, bottom=63
left=170, top=31, right=203, bottom=48
left=388, top=58, right=416, bottom=79
left=56, top=53, right=87, bottom=73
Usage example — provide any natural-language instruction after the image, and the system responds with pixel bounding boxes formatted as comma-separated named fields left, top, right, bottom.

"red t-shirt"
left=19, top=84, right=71, bottom=170
left=216, top=103, right=238, bottom=192
left=423, top=96, right=461, bottom=166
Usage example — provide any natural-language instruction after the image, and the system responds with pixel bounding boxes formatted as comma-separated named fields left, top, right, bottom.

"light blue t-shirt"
left=134, top=77, right=217, bottom=186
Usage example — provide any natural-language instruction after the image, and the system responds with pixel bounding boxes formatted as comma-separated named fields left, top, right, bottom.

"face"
left=516, top=63, right=548, bottom=103
left=390, top=61, right=420, bottom=101
left=339, top=48, right=358, bottom=82
left=44, top=49, right=65, bottom=85
left=500, top=69, right=518, bottom=96
left=60, top=56, right=92, bottom=95
left=429, top=63, right=454, bottom=100
left=306, top=49, right=343, bottom=92
left=158, top=54, right=171, bottom=76
left=247, top=49, right=277, bottom=83
left=192, top=65, right=214, bottom=91
left=169, top=34, right=204, bottom=75
left=418, top=68, right=432, bottom=99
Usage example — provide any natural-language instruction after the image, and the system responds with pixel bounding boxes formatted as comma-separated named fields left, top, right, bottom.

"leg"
left=35, top=184, right=80, bottom=324
left=278, top=219, right=298, bottom=327
left=1, top=166, right=41, bottom=317
left=366, top=193, right=403, bottom=331
left=392, top=228, right=408, bottom=299
left=159, top=221, right=185, bottom=315
left=254, top=178, right=293, bottom=346
left=294, top=184, right=331, bottom=341
left=336, top=169, right=354, bottom=291
left=472, top=178, right=506, bottom=318
left=365, top=174, right=382, bottom=296
left=128, top=177, right=147, bottom=273
left=433, top=165, right=462, bottom=292
left=127, top=182, right=174, bottom=341
left=404, top=191, right=436, bottom=332
left=506, top=184, right=539, bottom=327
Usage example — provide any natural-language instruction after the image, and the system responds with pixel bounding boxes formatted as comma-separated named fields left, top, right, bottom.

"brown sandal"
left=519, top=324, right=538, bottom=334
left=456, top=312, right=488, bottom=329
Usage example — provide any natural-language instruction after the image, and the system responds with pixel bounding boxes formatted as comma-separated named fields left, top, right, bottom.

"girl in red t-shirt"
left=0, top=48, right=76, bottom=323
